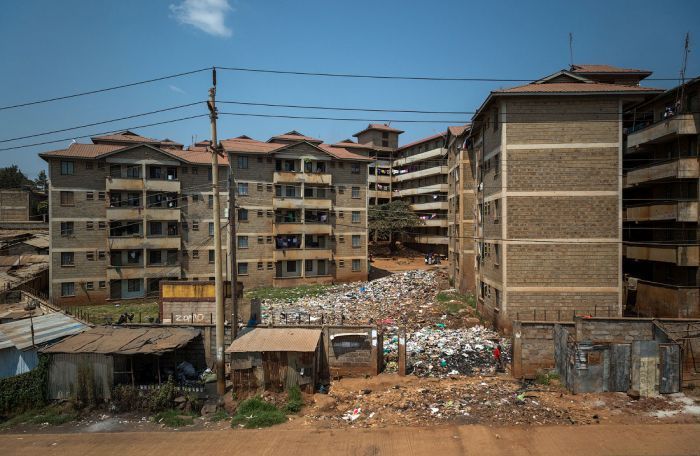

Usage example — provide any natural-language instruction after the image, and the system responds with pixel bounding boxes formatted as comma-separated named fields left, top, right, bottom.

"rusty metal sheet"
left=659, top=344, right=681, bottom=394
left=40, top=326, right=200, bottom=355
left=226, top=328, right=321, bottom=353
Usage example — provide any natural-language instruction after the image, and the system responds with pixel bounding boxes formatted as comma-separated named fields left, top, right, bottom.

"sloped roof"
left=0, top=313, right=87, bottom=351
left=41, top=326, right=200, bottom=355
left=570, top=64, right=652, bottom=75
left=353, top=123, right=405, bottom=137
left=330, top=139, right=375, bottom=150
left=447, top=125, right=470, bottom=137
left=269, top=130, right=323, bottom=144
left=92, top=131, right=160, bottom=144
left=397, top=132, right=446, bottom=151
left=226, top=328, right=321, bottom=353
left=223, top=138, right=372, bottom=161
left=39, top=143, right=123, bottom=159
left=494, top=81, right=661, bottom=94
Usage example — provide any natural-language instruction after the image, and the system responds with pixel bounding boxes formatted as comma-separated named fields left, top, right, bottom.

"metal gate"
left=659, top=344, right=681, bottom=394
left=608, top=344, right=631, bottom=392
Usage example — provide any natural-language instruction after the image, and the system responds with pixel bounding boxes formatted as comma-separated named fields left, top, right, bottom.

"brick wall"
left=512, top=320, right=574, bottom=379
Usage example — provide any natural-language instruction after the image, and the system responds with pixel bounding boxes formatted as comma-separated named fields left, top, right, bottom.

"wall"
left=511, top=320, right=574, bottom=379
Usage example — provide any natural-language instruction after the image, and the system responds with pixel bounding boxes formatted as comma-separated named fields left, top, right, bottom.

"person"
left=493, top=344, right=503, bottom=372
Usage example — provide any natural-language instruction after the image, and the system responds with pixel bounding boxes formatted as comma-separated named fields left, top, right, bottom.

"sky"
left=1, top=0, right=699, bottom=178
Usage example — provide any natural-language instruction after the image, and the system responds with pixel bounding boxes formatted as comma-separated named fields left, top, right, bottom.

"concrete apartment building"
left=465, top=65, right=662, bottom=330
left=0, top=188, right=46, bottom=222
left=40, top=131, right=230, bottom=307
left=222, top=132, right=371, bottom=289
left=623, top=77, right=700, bottom=317
left=445, top=125, right=475, bottom=294
left=392, top=132, right=450, bottom=254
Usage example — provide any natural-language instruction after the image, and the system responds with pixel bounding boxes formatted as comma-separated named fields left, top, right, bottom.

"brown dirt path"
left=3, top=424, right=700, bottom=456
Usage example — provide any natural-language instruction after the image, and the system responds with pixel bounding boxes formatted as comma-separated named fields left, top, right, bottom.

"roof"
left=91, top=131, right=160, bottom=144
left=570, top=64, right=652, bottom=75
left=223, top=138, right=372, bottom=161
left=22, top=235, right=49, bottom=249
left=329, top=139, right=376, bottom=150
left=353, top=123, right=405, bottom=137
left=494, top=81, right=661, bottom=94
left=397, top=132, right=446, bottom=151
left=39, top=143, right=124, bottom=159
left=226, top=328, right=321, bottom=353
left=0, top=313, right=87, bottom=351
left=447, top=125, right=470, bottom=137
left=41, top=326, right=200, bottom=355
left=168, top=148, right=229, bottom=165
left=269, top=131, right=323, bottom=144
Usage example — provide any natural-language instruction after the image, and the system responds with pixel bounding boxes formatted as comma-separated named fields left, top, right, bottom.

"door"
left=659, top=344, right=681, bottom=394
left=608, top=344, right=631, bottom=392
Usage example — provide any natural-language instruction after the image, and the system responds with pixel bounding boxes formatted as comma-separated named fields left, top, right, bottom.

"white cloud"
left=169, top=0, right=233, bottom=38
left=169, top=84, right=186, bottom=94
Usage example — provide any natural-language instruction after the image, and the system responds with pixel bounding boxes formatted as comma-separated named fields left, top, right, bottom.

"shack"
left=0, top=312, right=87, bottom=379
left=41, top=326, right=204, bottom=401
left=226, top=327, right=322, bottom=393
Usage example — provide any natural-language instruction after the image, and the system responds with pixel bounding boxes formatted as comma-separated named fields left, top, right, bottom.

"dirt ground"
left=3, top=424, right=700, bottom=456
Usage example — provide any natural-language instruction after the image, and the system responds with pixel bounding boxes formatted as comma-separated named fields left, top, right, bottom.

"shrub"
left=284, top=386, right=303, bottom=413
left=231, top=397, right=286, bottom=429
left=0, top=355, right=49, bottom=414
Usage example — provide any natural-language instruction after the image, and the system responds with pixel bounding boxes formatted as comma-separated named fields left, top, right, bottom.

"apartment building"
left=392, top=133, right=449, bottom=254
left=446, top=125, right=475, bottom=294
left=40, top=131, right=229, bottom=307
left=623, top=77, right=700, bottom=317
left=222, top=132, right=371, bottom=289
left=0, top=188, right=46, bottom=222
left=465, top=65, right=662, bottom=330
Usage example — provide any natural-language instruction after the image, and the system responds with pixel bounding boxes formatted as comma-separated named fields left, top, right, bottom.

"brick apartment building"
left=222, top=133, right=371, bottom=288
left=40, top=131, right=230, bottom=306
left=464, top=65, right=662, bottom=330
left=623, top=76, right=700, bottom=317
left=445, top=124, right=475, bottom=294
left=0, top=188, right=46, bottom=222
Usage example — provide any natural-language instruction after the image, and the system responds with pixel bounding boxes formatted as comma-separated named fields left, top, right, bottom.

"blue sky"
left=1, top=0, right=699, bottom=178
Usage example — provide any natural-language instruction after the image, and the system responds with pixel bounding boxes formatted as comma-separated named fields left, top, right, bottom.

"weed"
left=535, top=370, right=559, bottom=386
left=231, top=397, right=286, bottom=429
left=0, top=406, right=77, bottom=429
left=152, top=409, right=195, bottom=427
left=210, top=410, right=229, bottom=422
left=284, top=386, right=303, bottom=413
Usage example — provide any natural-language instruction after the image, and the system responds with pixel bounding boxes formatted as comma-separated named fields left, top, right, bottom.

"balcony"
left=624, top=243, right=699, bottom=267
left=397, top=184, right=448, bottom=197
left=108, top=236, right=144, bottom=250
left=106, top=177, right=144, bottom=192
left=273, top=249, right=332, bottom=261
left=403, top=234, right=449, bottom=245
left=410, top=201, right=448, bottom=211
left=106, top=265, right=144, bottom=280
left=393, top=166, right=448, bottom=182
left=273, top=171, right=332, bottom=185
left=146, top=207, right=181, bottom=221
left=106, top=206, right=142, bottom=220
left=369, top=190, right=392, bottom=200
left=143, top=236, right=181, bottom=249
left=631, top=279, right=700, bottom=318
left=624, top=158, right=699, bottom=188
left=420, top=219, right=448, bottom=227
left=368, top=174, right=392, bottom=184
left=302, top=223, right=332, bottom=235
left=145, top=179, right=180, bottom=193
left=393, top=147, right=445, bottom=167
left=625, top=201, right=698, bottom=223
left=627, top=113, right=700, bottom=148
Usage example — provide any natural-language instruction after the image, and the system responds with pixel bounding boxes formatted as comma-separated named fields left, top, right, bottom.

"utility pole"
left=207, top=67, right=226, bottom=397
left=229, top=144, right=239, bottom=339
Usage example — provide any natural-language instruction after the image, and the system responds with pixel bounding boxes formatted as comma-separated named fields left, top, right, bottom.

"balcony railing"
left=624, top=157, right=699, bottom=188
left=627, top=113, right=700, bottom=148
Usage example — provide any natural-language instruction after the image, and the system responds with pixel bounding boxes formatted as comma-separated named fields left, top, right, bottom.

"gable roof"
left=91, top=130, right=160, bottom=145
left=353, top=123, right=405, bottom=137
left=223, top=137, right=372, bottom=161
left=329, top=139, right=376, bottom=150
left=570, top=64, right=652, bottom=75
left=397, top=132, right=446, bottom=151
left=226, top=328, right=321, bottom=353
left=447, top=124, right=470, bottom=137
left=268, top=130, right=323, bottom=144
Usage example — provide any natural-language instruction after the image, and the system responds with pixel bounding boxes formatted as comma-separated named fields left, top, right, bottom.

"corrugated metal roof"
left=226, top=328, right=321, bottom=353
left=41, top=326, right=200, bottom=355
left=0, top=313, right=88, bottom=351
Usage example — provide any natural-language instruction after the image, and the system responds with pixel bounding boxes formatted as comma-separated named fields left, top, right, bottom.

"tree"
left=368, top=200, right=423, bottom=251
left=0, top=165, right=33, bottom=189
left=34, top=170, right=48, bottom=193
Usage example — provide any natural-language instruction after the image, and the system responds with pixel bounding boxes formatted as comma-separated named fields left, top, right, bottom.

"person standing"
left=493, top=344, right=503, bottom=372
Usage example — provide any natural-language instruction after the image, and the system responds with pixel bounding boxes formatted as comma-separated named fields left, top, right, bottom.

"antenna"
left=569, top=32, right=574, bottom=68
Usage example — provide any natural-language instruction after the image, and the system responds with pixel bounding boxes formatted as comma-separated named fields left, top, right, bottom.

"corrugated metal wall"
left=0, top=348, right=38, bottom=379
left=48, top=353, right=113, bottom=401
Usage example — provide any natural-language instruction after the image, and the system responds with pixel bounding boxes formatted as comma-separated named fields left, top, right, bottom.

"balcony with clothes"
left=417, top=213, right=448, bottom=228
left=273, top=158, right=332, bottom=185
left=274, top=209, right=302, bottom=234
left=368, top=166, right=392, bottom=184
left=409, top=193, right=449, bottom=211
left=626, top=110, right=699, bottom=148
left=107, top=249, right=145, bottom=280
left=304, top=210, right=332, bottom=234
left=106, top=163, right=144, bottom=191
left=145, top=165, right=181, bottom=192
left=144, top=221, right=181, bottom=249
left=369, top=182, right=391, bottom=199
left=392, top=160, right=448, bottom=183
left=107, top=191, right=143, bottom=219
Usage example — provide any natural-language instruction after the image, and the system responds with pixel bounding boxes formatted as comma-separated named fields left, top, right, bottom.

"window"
left=60, top=222, right=74, bottom=236
left=351, top=163, right=360, bottom=174
left=257, top=210, right=263, bottom=218
left=258, top=236, right=264, bottom=244
left=207, top=167, right=212, bottom=182
left=267, top=262, right=273, bottom=270
left=238, top=236, right=249, bottom=249
left=287, top=261, right=297, bottom=273
left=192, top=221, right=199, bottom=231
left=338, top=235, right=345, bottom=243
left=237, top=155, right=249, bottom=169
left=351, top=187, right=361, bottom=199
left=238, top=208, right=248, bottom=221
left=149, top=250, right=162, bottom=265
left=266, top=236, right=272, bottom=244
left=86, top=192, right=94, bottom=201
left=257, top=183, right=263, bottom=192
left=338, top=186, right=345, bottom=194
left=60, top=160, right=75, bottom=175
left=352, top=235, right=361, bottom=248
left=86, top=252, right=95, bottom=261
left=192, top=250, right=199, bottom=259
left=85, top=282, right=94, bottom=290
left=208, top=250, right=215, bottom=263
left=238, top=262, right=249, bottom=275
left=266, top=184, right=273, bottom=192
left=98, top=251, right=105, bottom=260
left=98, top=192, right=105, bottom=201
left=493, top=154, right=500, bottom=176
left=61, top=252, right=74, bottom=266
left=338, top=211, right=344, bottom=218
left=60, top=191, right=74, bottom=206
left=338, top=259, right=345, bottom=268
left=266, top=210, right=273, bottom=217
left=127, top=165, right=141, bottom=178
left=192, top=167, right=198, bottom=174
left=237, top=183, right=249, bottom=195
left=192, top=194, right=201, bottom=202
left=257, top=262, right=263, bottom=271
left=493, top=108, right=499, bottom=131
left=208, top=222, right=214, bottom=236
left=99, top=281, right=106, bottom=289
left=306, top=260, right=313, bottom=272
left=127, top=279, right=141, bottom=292
left=351, top=211, right=360, bottom=223
left=60, top=282, right=75, bottom=297
left=208, top=195, right=214, bottom=208
left=352, top=259, right=361, bottom=272
left=150, top=222, right=162, bottom=236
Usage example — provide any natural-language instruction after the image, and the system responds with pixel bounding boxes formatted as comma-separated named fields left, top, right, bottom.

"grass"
left=283, top=386, right=303, bottom=414
left=245, top=283, right=334, bottom=302
left=231, top=397, right=286, bottom=429
left=70, top=301, right=160, bottom=325
left=535, top=371, right=560, bottom=386
left=209, top=410, right=229, bottom=422
left=0, top=406, right=78, bottom=430
left=152, top=409, right=196, bottom=427
left=436, top=290, right=476, bottom=315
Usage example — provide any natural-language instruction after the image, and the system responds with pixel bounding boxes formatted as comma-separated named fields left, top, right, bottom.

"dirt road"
left=3, top=424, right=699, bottom=455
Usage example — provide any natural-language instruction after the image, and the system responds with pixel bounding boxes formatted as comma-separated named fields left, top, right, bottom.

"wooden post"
left=398, top=328, right=407, bottom=376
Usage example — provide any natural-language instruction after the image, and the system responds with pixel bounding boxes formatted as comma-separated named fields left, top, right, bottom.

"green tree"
left=368, top=200, right=423, bottom=251
left=0, top=165, right=33, bottom=189
left=34, top=170, right=48, bottom=192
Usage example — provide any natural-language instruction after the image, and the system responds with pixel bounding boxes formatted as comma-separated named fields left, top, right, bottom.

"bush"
left=110, top=378, right=176, bottom=413
left=231, top=397, right=286, bottom=429
left=284, top=386, right=303, bottom=413
left=0, top=355, right=49, bottom=414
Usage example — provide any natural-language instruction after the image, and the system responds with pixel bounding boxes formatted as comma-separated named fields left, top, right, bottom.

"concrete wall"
left=512, top=320, right=574, bottom=379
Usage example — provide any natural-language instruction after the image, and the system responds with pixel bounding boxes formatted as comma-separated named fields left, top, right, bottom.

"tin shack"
left=226, top=327, right=322, bottom=393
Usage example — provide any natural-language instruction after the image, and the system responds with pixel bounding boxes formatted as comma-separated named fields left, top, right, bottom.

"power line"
left=220, top=112, right=467, bottom=124
left=0, top=68, right=211, bottom=111
left=218, top=100, right=472, bottom=115
left=0, top=102, right=203, bottom=143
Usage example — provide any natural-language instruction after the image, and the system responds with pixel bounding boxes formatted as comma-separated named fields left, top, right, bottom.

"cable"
left=220, top=112, right=467, bottom=124
left=0, top=114, right=209, bottom=152
left=217, top=66, right=682, bottom=82
left=218, top=100, right=472, bottom=115
left=0, top=102, right=203, bottom=143
left=0, top=67, right=211, bottom=111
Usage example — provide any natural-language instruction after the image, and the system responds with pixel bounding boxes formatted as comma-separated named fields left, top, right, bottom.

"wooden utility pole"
left=207, top=68, right=226, bottom=397
left=229, top=158, right=239, bottom=339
